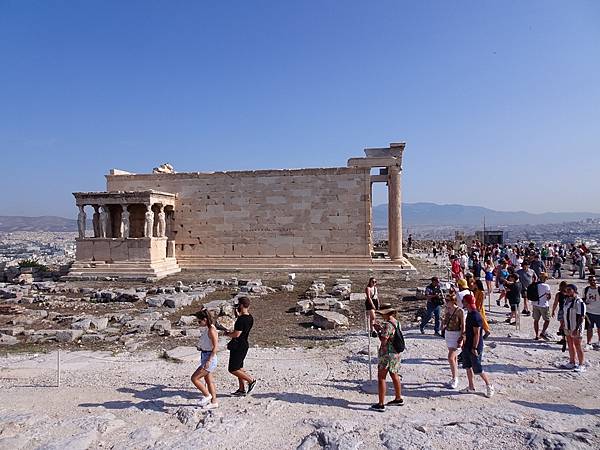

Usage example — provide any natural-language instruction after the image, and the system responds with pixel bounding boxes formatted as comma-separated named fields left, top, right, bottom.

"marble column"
left=387, top=165, right=402, bottom=261
left=120, top=204, right=130, bottom=238
left=92, top=205, right=101, bottom=238
left=144, top=205, right=154, bottom=238
left=77, top=205, right=86, bottom=239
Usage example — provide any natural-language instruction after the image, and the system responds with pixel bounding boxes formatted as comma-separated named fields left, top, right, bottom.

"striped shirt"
left=563, top=296, right=586, bottom=333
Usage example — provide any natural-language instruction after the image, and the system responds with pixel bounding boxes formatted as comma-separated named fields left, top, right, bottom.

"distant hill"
left=0, top=216, right=78, bottom=232
left=373, top=202, right=600, bottom=228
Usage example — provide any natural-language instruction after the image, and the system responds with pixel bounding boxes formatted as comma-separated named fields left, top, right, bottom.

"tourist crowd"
left=186, top=240, right=598, bottom=414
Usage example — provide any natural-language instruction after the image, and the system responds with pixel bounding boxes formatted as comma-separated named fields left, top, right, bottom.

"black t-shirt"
left=233, top=314, right=253, bottom=347
left=465, top=310, right=484, bottom=352
left=507, top=282, right=521, bottom=304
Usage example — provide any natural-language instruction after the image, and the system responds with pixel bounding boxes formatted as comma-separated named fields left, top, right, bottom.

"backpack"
left=390, top=321, right=406, bottom=353
left=526, top=281, right=541, bottom=302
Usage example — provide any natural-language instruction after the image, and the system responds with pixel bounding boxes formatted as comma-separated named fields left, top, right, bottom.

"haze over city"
left=1, top=1, right=599, bottom=218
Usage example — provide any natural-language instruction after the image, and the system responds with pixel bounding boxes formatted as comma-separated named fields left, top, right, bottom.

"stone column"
left=144, top=205, right=154, bottom=238
left=120, top=204, right=130, bottom=238
left=92, top=205, right=101, bottom=238
left=387, top=165, right=402, bottom=261
left=157, top=205, right=166, bottom=238
left=99, top=205, right=109, bottom=238
left=77, top=205, right=86, bottom=239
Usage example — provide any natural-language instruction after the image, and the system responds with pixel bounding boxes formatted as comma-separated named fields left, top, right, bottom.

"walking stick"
left=365, top=312, right=373, bottom=381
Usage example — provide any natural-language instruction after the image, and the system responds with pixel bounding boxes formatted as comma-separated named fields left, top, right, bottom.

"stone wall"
left=106, top=168, right=372, bottom=261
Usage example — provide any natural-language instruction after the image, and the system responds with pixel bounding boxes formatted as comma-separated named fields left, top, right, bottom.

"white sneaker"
left=574, top=365, right=587, bottom=373
left=560, top=362, right=576, bottom=370
left=450, top=378, right=459, bottom=390
left=199, top=395, right=212, bottom=407
left=460, top=386, right=476, bottom=394
left=584, top=344, right=593, bottom=351
left=203, top=402, right=219, bottom=409
left=485, top=384, right=495, bottom=398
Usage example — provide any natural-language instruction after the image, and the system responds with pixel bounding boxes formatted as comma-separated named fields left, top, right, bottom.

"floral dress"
left=378, top=320, right=402, bottom=374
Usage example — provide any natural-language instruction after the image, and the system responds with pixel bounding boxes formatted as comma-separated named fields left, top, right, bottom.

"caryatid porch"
left=67, top=190, right=181, bottom=280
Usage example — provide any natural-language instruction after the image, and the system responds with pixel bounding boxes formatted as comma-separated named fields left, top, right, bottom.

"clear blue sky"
left=1, top=0, right=598, bottom=218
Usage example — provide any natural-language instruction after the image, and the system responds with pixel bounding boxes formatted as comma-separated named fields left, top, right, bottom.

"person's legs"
left=433, top=305, right=442, bottom=333
left=368, top=310, right=376, bottom=332
left=205, top=373, right=217, bottom=403
left=191, top=367, right=210, bottom=397
left=566, top=336, right=576, bottom=364
left=390, top=372, right=402, bottom=400
left=377, top=367, right=388, bottom=406
left=541, top=320, right=550, bottom=335
left=479, top=371, right=492, bottom=386
left=533, top=319, right=540, bottom=338
left=420, top=304, right=434, bottom=332
left=466, top=368, right=475, bottom=389
left=448, top=348, right=457, bottom=380
left=574, top=337, right=585, bottom=366
left=230, top=368, right=253, bottom=386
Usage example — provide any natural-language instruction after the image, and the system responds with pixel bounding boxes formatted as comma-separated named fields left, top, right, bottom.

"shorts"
left=485, top=272, right=494, bottom=282
left=365, top=298, right=380, bottom=311
left=462, top=350, right=484, bottom=374
left=586, top=313, right=600, bottom=330
left=532, top=306, right=550, bottom=321
left=445, top=330, right=462, bottom=349
left=510, top=301, right=520, bottom=312
left=557, top=309, right=564, bottom=322
left=199, top=351, right=218, bottom=373
left=228, top=346, right=249, bottom=372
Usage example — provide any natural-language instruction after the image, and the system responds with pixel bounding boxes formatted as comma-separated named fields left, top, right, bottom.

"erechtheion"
left=67, top=143, right=413, bottom=280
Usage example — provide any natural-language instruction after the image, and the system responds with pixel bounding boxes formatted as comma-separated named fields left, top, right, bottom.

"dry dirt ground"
left=2, top=256, right=598, bottom=449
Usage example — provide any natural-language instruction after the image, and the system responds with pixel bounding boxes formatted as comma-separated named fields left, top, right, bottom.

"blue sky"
left=1, top=0, right=598, bottom=217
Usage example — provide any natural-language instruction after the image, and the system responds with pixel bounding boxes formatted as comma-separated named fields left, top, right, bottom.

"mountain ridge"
left=373, top=202, right=600, bottom=227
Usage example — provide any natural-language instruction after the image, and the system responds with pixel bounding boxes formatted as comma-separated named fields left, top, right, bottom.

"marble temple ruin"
left=66, top=143, right=412, bottom=280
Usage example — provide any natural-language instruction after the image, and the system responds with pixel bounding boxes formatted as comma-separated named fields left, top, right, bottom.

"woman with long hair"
left=365, top=277, right=379, bottom=335
left=191, top=309, right=219, bottom=409
left=370, top=305, right=404, bottom=412
left=441, top=292, right=465, bottom=390
left=552, top=281, right=568, bottom=350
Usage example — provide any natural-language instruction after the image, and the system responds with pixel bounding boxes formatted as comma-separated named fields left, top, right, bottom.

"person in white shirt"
left=532, top=273, right=552, bottom=341
left=562, top=284, right=586, bottom=372
left=584, top=276, right=600, bottom=350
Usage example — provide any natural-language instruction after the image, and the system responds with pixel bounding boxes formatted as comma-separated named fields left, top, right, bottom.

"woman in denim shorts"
left=191, top=310, right=219, bottom=409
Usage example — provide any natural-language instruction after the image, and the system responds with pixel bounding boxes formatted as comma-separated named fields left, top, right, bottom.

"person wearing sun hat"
left=460, top=294, right=495, bottom=398
left=456, top=278, right=472, bottom=310
left=370, top=304, right=404, bottom=412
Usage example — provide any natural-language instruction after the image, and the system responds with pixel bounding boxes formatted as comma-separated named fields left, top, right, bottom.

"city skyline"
left=1, top=1, right=599, bottom=217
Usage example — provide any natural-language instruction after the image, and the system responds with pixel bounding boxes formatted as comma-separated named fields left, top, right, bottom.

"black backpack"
left=526, top=281, right=541, bottom=302
left=390, top=321, right=406, bottom=353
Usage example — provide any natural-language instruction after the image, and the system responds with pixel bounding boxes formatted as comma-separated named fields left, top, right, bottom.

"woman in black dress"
left=225, top=296, right=257, bottom=396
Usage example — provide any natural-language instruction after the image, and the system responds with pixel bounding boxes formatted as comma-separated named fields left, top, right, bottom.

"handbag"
left=441, top=308, right=458, bottom=338
left=227, top=338, right=240, bottom=351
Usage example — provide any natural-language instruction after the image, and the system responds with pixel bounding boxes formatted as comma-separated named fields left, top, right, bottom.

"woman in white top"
left=191, top=310, right=219, bottom=408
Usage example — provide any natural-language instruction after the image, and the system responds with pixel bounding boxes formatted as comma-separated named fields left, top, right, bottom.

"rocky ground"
left=1, top=256, right=599, bottom=449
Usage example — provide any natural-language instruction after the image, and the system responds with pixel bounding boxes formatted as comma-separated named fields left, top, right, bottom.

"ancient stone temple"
left=66, top=143, right=412, bottom=280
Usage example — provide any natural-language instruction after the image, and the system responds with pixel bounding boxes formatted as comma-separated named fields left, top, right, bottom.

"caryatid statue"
left=157, top=205, right=166, bottom=238
left=144, top=205, right=154, bottom=238
left=121, top=205, right=130, bottom=238
left=77, top=206, right=86, bottom=239
left=99, top=205, right=109, bottom=238
left=92, top=206, right=101, bottom=237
